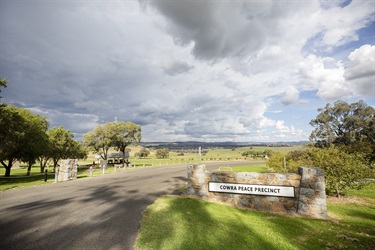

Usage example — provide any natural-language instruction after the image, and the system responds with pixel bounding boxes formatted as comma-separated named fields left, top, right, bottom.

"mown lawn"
left=135, top=183, right=375, bottom=250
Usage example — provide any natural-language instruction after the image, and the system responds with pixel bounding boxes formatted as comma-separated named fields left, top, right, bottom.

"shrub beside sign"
left=208, top=182, right=295, bottom=197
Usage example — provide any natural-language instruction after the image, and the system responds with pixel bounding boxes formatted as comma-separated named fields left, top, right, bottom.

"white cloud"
left=298, top=54, right=348, bottom=101
left=1, top=0, right=374, bottom=143
left=344, top=44, right=375, bottom=96
left=281, top=86, right=300, bottom=105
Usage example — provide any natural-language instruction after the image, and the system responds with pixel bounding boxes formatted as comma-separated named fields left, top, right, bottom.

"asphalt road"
left=0, top=161, right=257, bottom=250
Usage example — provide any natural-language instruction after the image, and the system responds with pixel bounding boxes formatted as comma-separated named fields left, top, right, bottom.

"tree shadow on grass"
left=136, top=196, right=283, bottom=250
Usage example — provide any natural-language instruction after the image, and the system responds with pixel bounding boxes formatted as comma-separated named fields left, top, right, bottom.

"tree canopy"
left=47, top=126, right=87, bottom=171
left=310, top=100, right=374, bottom=146
left=310, top=100, right=375, bottom=163
left=0, top=104, right=48, bottom=176
left=83, top=121, right=142, bottom=165
left=0, top=77, right=7, bottom=100
left=156, top=148, right=169, bottom=159
left=1, top=104, right=87, bottom=176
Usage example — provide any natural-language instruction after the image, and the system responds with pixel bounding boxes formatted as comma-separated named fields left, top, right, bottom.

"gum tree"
left=310, top=100, right=375, bottom=163
left=83, top=123, right=114, bottom=160
left=112, top=121, right=142, bottom=166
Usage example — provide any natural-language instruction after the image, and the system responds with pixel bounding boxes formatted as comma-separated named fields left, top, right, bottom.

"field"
left=0, top=145, right=300, bottom=191
left=81, top=145, right=303, bottom=166
left=135, top=183, right=375, bottom=250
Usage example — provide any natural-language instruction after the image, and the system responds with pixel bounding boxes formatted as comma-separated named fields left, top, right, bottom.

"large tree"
left=0, top=105, right=48, bottom=176
left=18, top=109, right=49, bottom=175
left=45, top=126, right=87, bottom=171
left=310, top=100, right=375, bottom=163
left=112, top=121, right=142, bottom=166
left=83, top=123, right=115, bottom=160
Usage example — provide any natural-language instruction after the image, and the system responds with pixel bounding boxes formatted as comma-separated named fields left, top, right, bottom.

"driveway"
left=0, top=161, right=256, bottom=250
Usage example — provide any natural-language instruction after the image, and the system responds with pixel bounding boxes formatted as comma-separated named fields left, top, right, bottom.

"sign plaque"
left=209, top=182, right=295, bottom=197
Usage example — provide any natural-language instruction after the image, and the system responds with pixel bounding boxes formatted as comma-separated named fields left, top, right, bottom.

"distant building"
left=95, top=152, right=130, bottom=164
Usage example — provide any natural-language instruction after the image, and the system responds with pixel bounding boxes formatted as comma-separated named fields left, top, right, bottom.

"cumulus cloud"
left=344, top=44, right=375, bottom=96
left=1, top=0, right=374, bottom=142
left=281, top=86, right=300, bottom=105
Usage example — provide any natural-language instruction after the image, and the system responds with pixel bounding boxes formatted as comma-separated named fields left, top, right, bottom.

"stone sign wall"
left=187, top=164, right=327, bottom=218
left=58, top=159, right=78, bottom=182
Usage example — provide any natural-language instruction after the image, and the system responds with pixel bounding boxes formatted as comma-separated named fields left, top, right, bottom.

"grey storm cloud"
left=143, top=0, right=306, bottom=60
left=163, top=61, right=194, bottom=76
left=1, top=0, right=374, bottom=142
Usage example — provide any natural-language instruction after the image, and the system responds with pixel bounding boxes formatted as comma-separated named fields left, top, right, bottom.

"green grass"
left=135, top=184, right=375, bottom=250
left=0, top=165, right=127, bottom=190
left=230, top=164, right=268, bottom=172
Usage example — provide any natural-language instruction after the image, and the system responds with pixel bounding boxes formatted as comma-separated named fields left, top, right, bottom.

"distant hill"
left=140, top=141, right=309, bottom=150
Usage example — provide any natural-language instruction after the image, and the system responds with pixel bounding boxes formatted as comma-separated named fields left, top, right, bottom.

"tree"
left=156, top=148, right=169, bottom=159
left=308, top=145, right=372, bottom=197
left=0, top=105, right=26, bottom=176
left=0, top=105, right=48, bottom=176
left=17, top=109, right=49, bottom=175
left=83, top=121, right=141, bottom=166
left=83, top=123, right=114, bottom=160
left=137, top=148, right=150, bottom=158
left=112, top=121, right=142, bottom=166
left=46, top=126, right=87, bottom=171
left=0, top=77, right=7, bottom=100
left=310, top=100, right=375, bottom=163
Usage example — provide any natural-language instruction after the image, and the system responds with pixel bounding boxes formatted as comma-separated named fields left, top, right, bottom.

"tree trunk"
left=122, top=148, right=126, bottom=168
left=53, top=159, right=59, bottom=172
left=336, top=187, right=341, bottom=198
left=27, top=161, right=33, bottom=176
left=1, top=159, right=13, bottom=177
left=39, top=158, right=48, bottom=173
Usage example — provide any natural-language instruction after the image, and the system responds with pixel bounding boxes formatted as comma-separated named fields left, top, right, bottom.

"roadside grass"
left=229, top=164, right=268, bottom=172
left=135, top=183, right=375, bottom=250
left=0, top=165, right=127, bottom=190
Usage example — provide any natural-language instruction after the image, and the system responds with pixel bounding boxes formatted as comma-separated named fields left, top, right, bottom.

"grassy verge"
left=0, top=165, right=127, bottom=190
left=135, top=183, right=375, bottom=250
left=229, top=164, right=268, bottom=172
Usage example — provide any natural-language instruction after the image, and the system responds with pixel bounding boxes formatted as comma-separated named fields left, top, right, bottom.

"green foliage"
left=266, top=149, right=310, bottom=173
left=308, top=145, right=372, bottom=197
left=310, top=100, right=375, bottom=163
left=83, top=121, right=141, bottom=164
left=0, top=104, right=49, bottom=176
left=0, top=77, right=7, bottom=100
left=267, top=145, right=374, bottom=197
left=242, top=149, right=274, bottom=159
left=45, top=126, right=87, bottom=171
left=136, top=148, right=150, bottom=158
left=82, top=123, right=114, bottom=160
left=156, top=148, right=170, bottom=159
left=112, top=121, right=141, bottom=165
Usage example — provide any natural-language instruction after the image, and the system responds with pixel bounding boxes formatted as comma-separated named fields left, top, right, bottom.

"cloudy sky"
left=1, top=0, right=374, bottom=142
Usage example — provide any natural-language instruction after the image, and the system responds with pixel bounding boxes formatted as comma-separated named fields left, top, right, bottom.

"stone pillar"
left=187, top=164, right=208, bottom=198
left=58, top=159, right=78, bottom=182
left=297, top=166, right=328, bottom=218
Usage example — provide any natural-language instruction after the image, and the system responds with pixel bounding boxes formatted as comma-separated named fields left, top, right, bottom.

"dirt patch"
left=326, top=195, right=372, bottom=205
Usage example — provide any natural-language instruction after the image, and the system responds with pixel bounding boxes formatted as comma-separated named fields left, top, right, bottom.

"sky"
left=0, top=0, right=374, bottom=142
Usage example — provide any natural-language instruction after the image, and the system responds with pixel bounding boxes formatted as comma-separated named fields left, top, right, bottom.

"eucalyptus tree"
left=44, top=126, right=87, bottom=171
left=83, top=123, right=115, bottom=160
left=112, top=121, right=142, bottom=166
left=310, top=100, right=375, bottom=163
left=83, top=121, right=142, bottom=166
